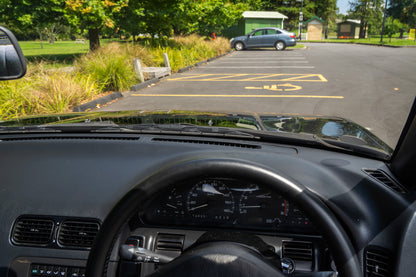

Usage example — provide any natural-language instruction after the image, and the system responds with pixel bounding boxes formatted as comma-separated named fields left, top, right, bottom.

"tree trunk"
left=324, top=24, right=328, bottom=39
left=39, top=32, right=43, bottom=49
left=88, top=28, right=100, bottom=51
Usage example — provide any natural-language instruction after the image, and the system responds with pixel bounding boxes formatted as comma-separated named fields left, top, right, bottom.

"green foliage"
left=388, top=0, right=416, bottom=28
left=173, top=0, right=249, bottom=36
left=76, top=44, right=138, bottom=91
left=348, top=0, right=384, bottom=37
left=384, top=18, right=409, bottom=41
left=0, top=66, right=101, bottom=119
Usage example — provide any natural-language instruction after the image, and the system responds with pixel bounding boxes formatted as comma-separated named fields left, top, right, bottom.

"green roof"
left=303, top=16, right=325, bottom=24
left=242, top=11, right=288, bottom=19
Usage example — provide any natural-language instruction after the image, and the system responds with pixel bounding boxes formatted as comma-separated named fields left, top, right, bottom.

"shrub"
left=76, top=43, right=138, bottom=91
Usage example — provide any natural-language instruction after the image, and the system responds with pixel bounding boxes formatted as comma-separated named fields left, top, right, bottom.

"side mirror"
left=0, top=26, right=26, bottom=80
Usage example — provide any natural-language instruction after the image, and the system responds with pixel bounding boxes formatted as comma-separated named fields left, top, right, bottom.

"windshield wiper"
left=0, top=123, right=259, bottom=139
left=101, top=123, right=260, bottom=139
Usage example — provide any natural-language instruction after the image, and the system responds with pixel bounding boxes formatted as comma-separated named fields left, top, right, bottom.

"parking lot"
left=101, top=43, right=416, bottom=147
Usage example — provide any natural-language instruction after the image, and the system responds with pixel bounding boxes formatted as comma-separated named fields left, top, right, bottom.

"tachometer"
left=186, top=180, right=234, bottom=221
left=238, top=185, right=289, bottom=228
left=155, top=188, right=185, bottom=218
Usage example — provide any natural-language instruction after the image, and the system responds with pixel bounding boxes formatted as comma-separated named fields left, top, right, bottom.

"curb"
left=72, top=50, right=234, bottom=111
left=130, top=77, right=161, bottom=91
left=301, top=41, right=416, bottom=48
left=72, top=91, right=123, bottom=112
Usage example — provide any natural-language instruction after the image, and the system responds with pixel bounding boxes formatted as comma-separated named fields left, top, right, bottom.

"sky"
left=337, top=0, right=350, bottom=14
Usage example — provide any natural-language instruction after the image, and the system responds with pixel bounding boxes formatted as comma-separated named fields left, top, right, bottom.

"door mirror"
left=0, top=26, right=27, bottom=80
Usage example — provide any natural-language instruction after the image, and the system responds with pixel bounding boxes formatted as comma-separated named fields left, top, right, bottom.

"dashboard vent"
left=282, top=241, right=313, bottom=261
left=12, top=217, right=54, bottom=246
left=363, top=169, right=407, bottom=194
left=155, top=234, right=185, bottom=251
left=58, top=220, right=100, bottom=248
left=152, top=138, right=261, bottom=149
left=365, top=246, right=393, bottom=277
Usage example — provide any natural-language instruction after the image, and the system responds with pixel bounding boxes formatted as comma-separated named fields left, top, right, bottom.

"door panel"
left=246, top=30, right=263, bottom=47
left=262, top=29, right=279, bottom=47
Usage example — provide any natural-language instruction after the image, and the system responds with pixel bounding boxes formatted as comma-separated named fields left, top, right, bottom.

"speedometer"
left=238, top=185, right=289, bottom=228
left=186, top=180, right=234, bottom=221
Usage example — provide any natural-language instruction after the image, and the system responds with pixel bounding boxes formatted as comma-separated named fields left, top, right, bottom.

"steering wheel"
left=86, top=159, right=363, bottom=277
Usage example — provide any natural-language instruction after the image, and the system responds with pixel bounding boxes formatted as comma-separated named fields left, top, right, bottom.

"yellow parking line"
left=169, top=74, right=214, bottom=80
left=168, top=73, right=328, bottom=82
left=240, top=73, right=288, bottom=81
left=276, top=74, right=328, bottom=82
left=207, top=73, right=251, bottom=81
left=132, top=94, right=344, bottom=99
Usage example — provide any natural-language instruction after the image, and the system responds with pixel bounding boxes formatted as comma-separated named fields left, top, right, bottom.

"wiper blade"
left=0, top=122, right=258, bottom=139
left=0, top=122, right=119, bottom=133
left=102, top=123, right=259, bottom=139
left=0, top=125, right=61, bottom=133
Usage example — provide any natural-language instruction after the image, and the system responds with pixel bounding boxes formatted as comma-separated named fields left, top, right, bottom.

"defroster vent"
left=58, top=220, right=100, bottom=248
left=363, top=169, right=407, bottom=194
left=12, top=217, right=54, bottom=246
left=365, top=246, right=393, bottom=277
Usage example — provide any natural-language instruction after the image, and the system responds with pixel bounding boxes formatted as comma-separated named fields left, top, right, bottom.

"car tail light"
left=290, top=34, right=296, bottom=39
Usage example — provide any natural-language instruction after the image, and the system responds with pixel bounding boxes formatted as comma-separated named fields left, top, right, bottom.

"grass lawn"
left=20, top=40, right=90, bottom=66
left=304, top=37, right=416, bottom=46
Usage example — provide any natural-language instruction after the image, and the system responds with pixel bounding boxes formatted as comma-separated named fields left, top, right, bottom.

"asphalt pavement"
left=100, top=43, right=416, bottom=148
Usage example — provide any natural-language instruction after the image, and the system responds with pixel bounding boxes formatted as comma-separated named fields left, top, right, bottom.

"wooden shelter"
left=304, top=16, right=325, bottom=40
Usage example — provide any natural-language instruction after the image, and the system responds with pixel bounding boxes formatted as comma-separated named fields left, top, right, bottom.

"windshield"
left=0, top=0, right=415, bottom=160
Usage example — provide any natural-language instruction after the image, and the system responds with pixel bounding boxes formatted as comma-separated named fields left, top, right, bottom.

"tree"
left=114, top=0, right=145, bottom=41
left=314, top=0, right=337, bottom=38
left=259, top=0, right=337, bottom=34
left=0, top=0, right=67, bottom=45
left=349, top=0, right=384, bottom=38
left=64, top=0, right=129, bottom=51
left=388, top=0, right=416, bottom=28
left=171, top=0, right=250, bottom=37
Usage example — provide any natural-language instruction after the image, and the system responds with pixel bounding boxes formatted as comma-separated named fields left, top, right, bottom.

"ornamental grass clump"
left=76, top=43, right=138, bottom=91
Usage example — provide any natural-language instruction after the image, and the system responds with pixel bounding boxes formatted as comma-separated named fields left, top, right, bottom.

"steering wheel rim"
left=86, top=158, right=363, bottom=277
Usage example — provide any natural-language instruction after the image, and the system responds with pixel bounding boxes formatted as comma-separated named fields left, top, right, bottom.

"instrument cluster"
left=143, top=178, right=315, bottom=233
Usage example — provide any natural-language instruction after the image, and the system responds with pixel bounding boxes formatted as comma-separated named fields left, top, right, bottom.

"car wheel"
left=275, top=41, right=286, bottom=51
left=234, top=42, right=244, bottom=51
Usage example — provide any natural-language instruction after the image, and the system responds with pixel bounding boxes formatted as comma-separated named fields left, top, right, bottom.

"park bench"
left=75, top=39, right=86, bottom=44
left=133, top=53, right=171, bottom=82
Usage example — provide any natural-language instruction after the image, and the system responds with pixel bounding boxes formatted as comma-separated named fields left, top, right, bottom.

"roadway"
left=100, top=43, right=416, bottom=148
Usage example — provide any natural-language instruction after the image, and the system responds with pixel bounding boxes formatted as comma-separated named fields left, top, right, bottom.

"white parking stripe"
left=227, top=56, right=306, bottom=60
left=205, top=66, right=315, bottom=69
left=216, top=61, right=309, bottom=64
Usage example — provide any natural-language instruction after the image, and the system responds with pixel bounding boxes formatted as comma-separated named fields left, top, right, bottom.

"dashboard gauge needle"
left=202, top=184, right=224, bottom=195
left=189, top=203, right=208, bottom=211
left=166, top=204, right=177, bottom=209
left=240, top=205, right=262, bottom=209
left=256, top=194, right=271, bottom=199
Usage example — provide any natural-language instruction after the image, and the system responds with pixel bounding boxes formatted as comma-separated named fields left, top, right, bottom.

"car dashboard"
left=0, top=132, right=415, bottom=277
